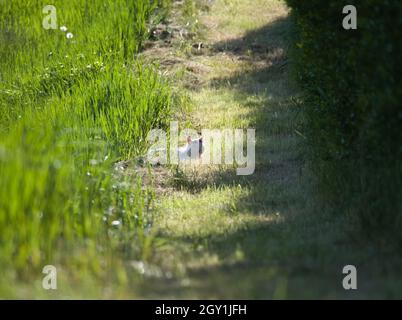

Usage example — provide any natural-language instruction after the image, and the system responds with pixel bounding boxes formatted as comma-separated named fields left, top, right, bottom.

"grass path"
left=140, top=0, right=402, bottom=299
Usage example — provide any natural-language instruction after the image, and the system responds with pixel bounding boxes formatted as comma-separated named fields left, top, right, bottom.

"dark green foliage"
left=285, top=0, right=402, bottom=242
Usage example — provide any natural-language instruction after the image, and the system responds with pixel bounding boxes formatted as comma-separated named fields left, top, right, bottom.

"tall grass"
left=0, top=0, right=172, bottom=297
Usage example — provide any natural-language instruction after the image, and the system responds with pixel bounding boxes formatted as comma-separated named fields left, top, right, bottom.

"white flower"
left=60, top=26, right=68, bottom=32
left=111, top=220, right=121, bottom=227
left=66, top=32, right=74, bottom=39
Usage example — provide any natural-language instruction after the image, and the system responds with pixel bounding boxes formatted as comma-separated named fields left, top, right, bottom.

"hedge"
left=285, top=0, right=402, bottom=242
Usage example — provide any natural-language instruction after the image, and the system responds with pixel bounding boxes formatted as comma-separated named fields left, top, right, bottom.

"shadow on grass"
left=141, top=16, right=402, bottom=299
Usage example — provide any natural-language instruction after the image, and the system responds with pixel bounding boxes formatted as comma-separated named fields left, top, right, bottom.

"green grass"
left=142, top=0, right=402, bottom=299
left=2, top=0, right=402, bottom=299
left=0, top=0, right=174, bottom=298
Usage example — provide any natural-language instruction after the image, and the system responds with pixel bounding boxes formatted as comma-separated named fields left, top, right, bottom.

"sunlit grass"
left=0, top=0, right=173, bottom=297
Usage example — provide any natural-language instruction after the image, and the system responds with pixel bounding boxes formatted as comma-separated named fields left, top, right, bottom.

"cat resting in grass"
left=178, top=135, right=204, bottom=161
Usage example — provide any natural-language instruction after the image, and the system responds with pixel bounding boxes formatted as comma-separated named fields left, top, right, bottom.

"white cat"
left=178, top=136, right=204, bottom=161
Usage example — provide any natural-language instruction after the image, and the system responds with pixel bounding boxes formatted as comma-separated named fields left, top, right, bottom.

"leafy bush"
left=285, top=0, right=402, bottom=242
